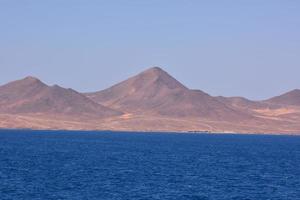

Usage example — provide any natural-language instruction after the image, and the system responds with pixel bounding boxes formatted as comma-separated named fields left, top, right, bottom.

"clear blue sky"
left=0, top=0, right=299, bottom=100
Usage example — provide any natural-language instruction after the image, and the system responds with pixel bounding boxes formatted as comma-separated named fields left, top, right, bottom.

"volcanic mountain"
left=86, top=67, right=251, bottom=121
left=0, top=67, right=300, bottom=134
left=0, top=76, right=122, bottom=117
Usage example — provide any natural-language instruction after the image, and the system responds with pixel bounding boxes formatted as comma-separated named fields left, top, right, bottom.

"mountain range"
left=1, top=67, right=300, bottom=134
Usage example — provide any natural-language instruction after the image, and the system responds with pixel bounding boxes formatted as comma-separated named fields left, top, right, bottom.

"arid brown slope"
left=0, top=76, right=122, bottom=118
left=86, top=67, right=251, bottom=121
left=265, top=89, right=300, bottom=106
left=0, top=68, right=300, bottom=134
left=217, top=91, right=300, bottom=125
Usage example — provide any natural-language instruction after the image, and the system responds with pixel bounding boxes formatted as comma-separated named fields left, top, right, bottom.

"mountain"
left=0, top=68, right=300, bottom=134
left=265, top=89, right=300, bottom=106
left=215, top=96, right=284, bottom=114
left=216, top=96, right=262, bottom=109
left=0, top=76, right=122, bottom=117
left=86, top=67, right=251, bottom=121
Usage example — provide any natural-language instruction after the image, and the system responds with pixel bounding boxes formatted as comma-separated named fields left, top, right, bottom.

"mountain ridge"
left=86, top=67, right=253, bottom=121
left=265, top=89, right=300, bottom=106
left=0, top=76, right=122, bottom=117
left=0, top=67, right=300, bottom=134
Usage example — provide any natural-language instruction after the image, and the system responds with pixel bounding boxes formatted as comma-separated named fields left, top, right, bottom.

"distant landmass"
left=1, top=67, right=300, bottom=134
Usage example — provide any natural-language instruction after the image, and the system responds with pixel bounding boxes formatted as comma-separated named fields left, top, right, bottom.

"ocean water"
left=0, top=130, right=299, bottom=200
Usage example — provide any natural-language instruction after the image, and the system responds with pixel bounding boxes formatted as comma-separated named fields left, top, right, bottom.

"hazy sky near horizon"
left=0, top=0, right=299, bottom=100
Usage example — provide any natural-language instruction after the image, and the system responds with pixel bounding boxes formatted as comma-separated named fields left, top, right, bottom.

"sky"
left=0, top=0, right=299, bottom=100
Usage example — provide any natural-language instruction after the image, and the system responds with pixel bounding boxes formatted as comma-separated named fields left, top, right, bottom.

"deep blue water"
left=0, top=130, right=300, bottom=200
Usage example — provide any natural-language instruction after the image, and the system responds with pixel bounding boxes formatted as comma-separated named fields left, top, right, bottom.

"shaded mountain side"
left=86, top=67, right=188, bottom=107
left=0, top=76, right=122, bottom=117
left=265, top=89, right=300, bottom=106
left=86, top=67, right=253, bottom=121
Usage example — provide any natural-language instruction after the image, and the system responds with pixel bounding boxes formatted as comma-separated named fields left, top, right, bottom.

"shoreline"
left=0, top=128, right=299, bottom=136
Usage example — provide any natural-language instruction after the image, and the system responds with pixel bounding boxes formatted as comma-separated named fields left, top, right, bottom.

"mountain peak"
left=22, top=76, right=42, bottom=83
left=14, top=76, right=46, bottom=88
left=0, top=76, right=46, bottom=91
left=144, top=66, right=164, bottom=73
left=140, top=66, right=168, bottom=77
left=137, top=66, right=188, bottom=90
left=86, top=67, right=250, bottom=120
left=0, top=76, right=122, bottom=117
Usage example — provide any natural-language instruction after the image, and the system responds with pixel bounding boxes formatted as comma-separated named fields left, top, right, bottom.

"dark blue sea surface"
left=0, top=130, right=299, bottom=200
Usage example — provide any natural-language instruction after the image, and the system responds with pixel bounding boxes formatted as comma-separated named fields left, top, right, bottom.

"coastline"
left=1, top=128, right=299, bottom=136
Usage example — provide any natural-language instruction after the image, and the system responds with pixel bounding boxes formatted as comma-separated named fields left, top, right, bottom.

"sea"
left=0, top=130, right=299, bottom=200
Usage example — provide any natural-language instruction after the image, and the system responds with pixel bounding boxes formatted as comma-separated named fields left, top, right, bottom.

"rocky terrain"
left=1, top=67, right=300, bottom=134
